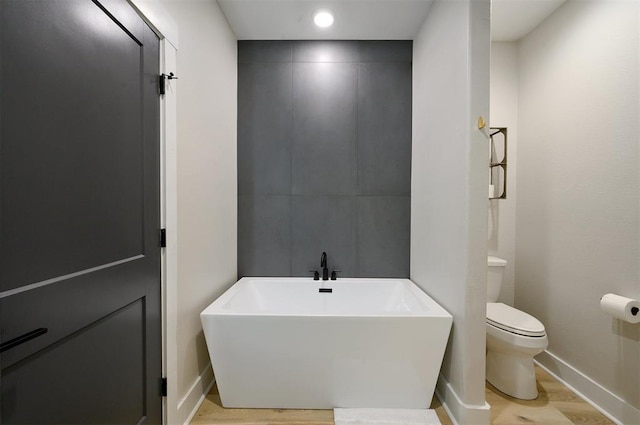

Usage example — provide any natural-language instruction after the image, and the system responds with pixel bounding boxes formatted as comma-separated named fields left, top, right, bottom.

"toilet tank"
left=487, top=256, right=507, bottom=302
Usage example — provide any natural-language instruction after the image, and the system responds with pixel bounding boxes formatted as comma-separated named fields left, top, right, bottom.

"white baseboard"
left=177, top=362, right=215, bottom=425
left=535, top=351, right=640, bottom=425
left=435, top=374, right=491, bottom=425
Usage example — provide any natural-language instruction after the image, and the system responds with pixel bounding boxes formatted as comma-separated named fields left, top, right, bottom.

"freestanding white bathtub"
left=200, top=277, right=452, bottom=409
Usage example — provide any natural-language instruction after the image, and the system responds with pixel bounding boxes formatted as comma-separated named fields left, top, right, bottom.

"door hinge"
left=161, top=377, right=167, bottom=397
left=159, top=72, right=178, bottom=96
left=160, top=228, right=167, bottom=248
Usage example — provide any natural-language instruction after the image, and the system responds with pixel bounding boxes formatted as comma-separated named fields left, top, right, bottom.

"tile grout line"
left=289, top=43, right=294, bottom=277
left=354, top=44, right=360, bottom=277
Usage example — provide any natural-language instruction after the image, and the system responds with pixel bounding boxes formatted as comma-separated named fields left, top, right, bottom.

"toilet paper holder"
left=600, top=294, right=640, bottom=324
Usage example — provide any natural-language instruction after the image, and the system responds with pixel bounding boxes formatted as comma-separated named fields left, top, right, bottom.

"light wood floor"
left=190, top=366, right=614, bottom=425
left=485, top=367, right=614, bottom=425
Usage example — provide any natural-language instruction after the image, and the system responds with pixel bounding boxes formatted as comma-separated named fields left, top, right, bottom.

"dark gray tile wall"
left=238, top=62, right=292, bottom=195
left=238, top=195, right=291, bottom=276
left=291, top=196, right=358, bottom=276
left=238, top=40, right=412, bottom=278
left=292, top=62, right=358, bottom=195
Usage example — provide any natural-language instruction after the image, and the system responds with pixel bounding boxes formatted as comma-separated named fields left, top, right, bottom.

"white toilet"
left=486, top=256, right=548, bottom=400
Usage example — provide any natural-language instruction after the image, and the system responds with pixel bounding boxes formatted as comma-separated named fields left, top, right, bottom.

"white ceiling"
left=217, top=0, right=567, bottom=42
left=217, top=0, right=434, bottom=40
left=491, top=0, right=566, bottom=41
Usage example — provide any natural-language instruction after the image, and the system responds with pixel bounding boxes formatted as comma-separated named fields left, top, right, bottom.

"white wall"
left=516, top=1, right=639, bottom=422
left=157, top=1, right=237, bottom=423
left=488, top=42, right=519, bottom=305
left=411, top=0, right=491, bottom=423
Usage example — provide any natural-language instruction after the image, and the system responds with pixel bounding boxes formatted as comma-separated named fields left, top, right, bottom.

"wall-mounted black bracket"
left=161, top=377, right=167, bottom=397
left=160, top=228, right=167, bottom=248
left=159, top=72, right=178, bottom=95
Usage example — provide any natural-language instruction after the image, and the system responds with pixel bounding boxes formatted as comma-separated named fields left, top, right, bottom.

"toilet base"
left=486, top=349, right=539, bottom=400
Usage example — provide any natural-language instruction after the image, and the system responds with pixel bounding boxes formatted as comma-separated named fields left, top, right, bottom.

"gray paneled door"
left=0, top=0, right=162, bottom=423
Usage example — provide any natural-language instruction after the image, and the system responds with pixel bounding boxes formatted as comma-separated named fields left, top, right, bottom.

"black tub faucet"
left=320, top=252, right=329, bottom=281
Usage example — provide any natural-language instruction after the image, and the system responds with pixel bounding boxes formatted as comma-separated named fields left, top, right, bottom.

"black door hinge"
left=161, top=377, right=167, bottom=397
left=160, top=228, right=166, bottom=248
left=159, top=72, right=178, bottom=95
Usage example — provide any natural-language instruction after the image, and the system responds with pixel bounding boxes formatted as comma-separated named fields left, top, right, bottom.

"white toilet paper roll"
left=600, top=293, right=640, bottom=324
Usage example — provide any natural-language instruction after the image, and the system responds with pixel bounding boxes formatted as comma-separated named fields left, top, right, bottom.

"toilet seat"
left=486, top=303, right=545, bottom=337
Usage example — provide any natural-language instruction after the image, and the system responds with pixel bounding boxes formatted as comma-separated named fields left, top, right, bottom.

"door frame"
left=126, top=2, right=179, bottom=424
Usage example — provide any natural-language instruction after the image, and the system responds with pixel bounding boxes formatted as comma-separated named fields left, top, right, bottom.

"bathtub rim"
left=201, top=277, right=453, bottom=319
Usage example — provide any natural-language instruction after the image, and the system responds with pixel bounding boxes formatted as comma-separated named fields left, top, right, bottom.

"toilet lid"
left=486, top=303, right=546, bottom=337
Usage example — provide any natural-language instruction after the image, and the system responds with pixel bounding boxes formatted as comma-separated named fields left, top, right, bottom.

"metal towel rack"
left=489, top=127, right=507, bottom=200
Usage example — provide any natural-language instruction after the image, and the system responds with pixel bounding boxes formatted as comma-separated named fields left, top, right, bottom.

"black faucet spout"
left=320, top=252, right=329, bottom=280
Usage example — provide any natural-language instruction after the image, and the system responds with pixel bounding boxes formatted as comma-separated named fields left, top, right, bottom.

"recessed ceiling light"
left=313, top=9, right=334, bottom=28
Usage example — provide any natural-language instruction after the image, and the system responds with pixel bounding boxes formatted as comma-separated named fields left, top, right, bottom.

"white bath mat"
left=333, top=408, right=441, bottom=425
